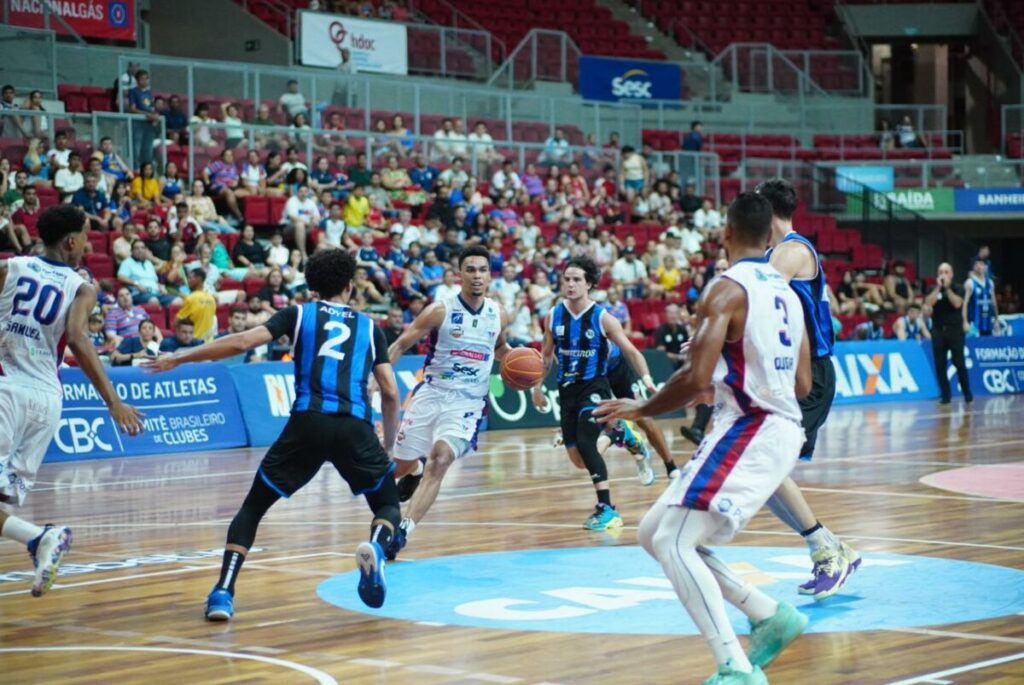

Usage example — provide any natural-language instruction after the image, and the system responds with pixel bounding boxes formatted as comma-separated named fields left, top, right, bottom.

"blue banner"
left=579, top=56, right=681, bottom=103
left=831, top=340, right=939, bottom=405
left=836, top=166, right=894, bottom=193
left=954, top=188, right=1024, bottom=213
left=928, top=336, right=1024, bottom=397
left=46, top=363, right=247, bottom=462
left=230, top=356, right=430, bottom=447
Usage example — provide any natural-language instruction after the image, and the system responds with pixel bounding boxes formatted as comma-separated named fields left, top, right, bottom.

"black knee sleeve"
left=226, top=474, right=280, bottom=550
left=576, top=411, right=609, bottom=483
left=365, top=476, right=401, bottom=529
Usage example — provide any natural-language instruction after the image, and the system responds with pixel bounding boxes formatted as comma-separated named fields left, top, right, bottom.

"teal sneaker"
left=702, top=660, right=768, bottom=685
left=747, top=601, right=808, bottom=668
left=583, top=504, right=623, bottom=530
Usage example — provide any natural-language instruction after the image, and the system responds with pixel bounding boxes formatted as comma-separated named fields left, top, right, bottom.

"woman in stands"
left=23, top=90, right=48, bottom=139
left=264, top=151, right=287, bottom=196
left=187, top=178, right=236, bottom=235
left=381, top=154, right=413, bottom=202
left=159, top=242, right=190, bottom=296
left=389, top=114, right=415, bottom=158
left=190, top=103, right=217, bottom=148
left=290, top=112, right=312, bottom=148
left=109, top=180, right=132, bottom=225
left=231, top=224, right=270, bottom=281
left=22, top=138, right=50, bottom=187
left=619, top=145, right=649, bottom=204
left=130, top=161, right=164, bottom=210
left=161, top=162, right=185, bottom=203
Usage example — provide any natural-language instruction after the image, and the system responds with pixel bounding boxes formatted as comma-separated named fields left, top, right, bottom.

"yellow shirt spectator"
left=177, top=277, right=218, bottom=341
left=131, top=175, right=161, bottom=205
left=655, top=265, right=683, bottom=291
left=344, top=192, right=369, bottom=228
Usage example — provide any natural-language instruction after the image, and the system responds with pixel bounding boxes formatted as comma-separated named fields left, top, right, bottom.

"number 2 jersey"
left=0, top=256, right=86, bottom=396
left=264, top=301, right=388, bottom=421
left=713, top=257, right=805, bottom=424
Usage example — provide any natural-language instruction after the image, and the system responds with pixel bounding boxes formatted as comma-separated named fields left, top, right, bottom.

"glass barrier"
left=1002, top=104, right=1024, bottom=157
left=0, top=26, right=57, bottom=97
left=487, top=30, right=581, bottom=90
left=780, top=50, right=867, bottom=97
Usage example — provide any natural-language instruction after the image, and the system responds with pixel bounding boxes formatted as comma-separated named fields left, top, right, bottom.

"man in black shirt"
left=382, top=306, right=407, bottom=349
left=925, top=262, right=973, bottom=404
left=654, top=303, right=689, bottom=369
left=143, top=219, right=171, bottom=262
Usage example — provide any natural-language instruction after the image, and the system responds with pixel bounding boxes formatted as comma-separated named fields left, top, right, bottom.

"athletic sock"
left=699, top=547, right=778, bottom=623
left=217, top=550, right=246, bottom=595
left=664, top=460, right=678, bottom=477
left=596, top=489, right=612, bottom=507
left=694, top=403, right=713, bottom=431
left=370, top=522, right=393, bottom=551
left=401, top=517, right=416, bottom=537
left=800, top=521, right=840, bottom=552
left=412, top=460, right=425, bottom=477
left=0, top=515, right=45, bottom=546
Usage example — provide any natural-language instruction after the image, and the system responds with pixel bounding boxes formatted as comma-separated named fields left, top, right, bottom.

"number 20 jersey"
left=0, top=257, right=86, bottom=396
left=713, top=258, right=804, bottom=424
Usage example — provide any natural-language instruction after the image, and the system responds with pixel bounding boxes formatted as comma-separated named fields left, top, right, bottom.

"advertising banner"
left=845, top=187, right=954, bottom=214
left=953, top=188, right=1024, bottom=213
left=299, top=10, right=408, bottom=75
left=830, top=340, right=939, bottom=405
left=231, top=356, right=427, bottom=447
left=578, top=56, right=682, bottom=103
left=835, top=166, right=895, bottom=193
left=45, top=363, right=246, bottom=463
left=8, top=0, right=136, bottom=42
left=927, top=336, right=1024, bottom=397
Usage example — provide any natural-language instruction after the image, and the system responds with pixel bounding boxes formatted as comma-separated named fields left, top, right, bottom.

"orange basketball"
left=500, top=347, right=545, bottom=390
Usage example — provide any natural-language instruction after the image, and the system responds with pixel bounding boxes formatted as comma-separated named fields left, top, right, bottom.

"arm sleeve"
left=263, top=305, right=300, bottom=341
left=372, top=325, right=389, bottom=366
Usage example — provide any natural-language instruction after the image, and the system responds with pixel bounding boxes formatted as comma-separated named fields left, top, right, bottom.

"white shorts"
left=656, top=412, right=803, bottom=545
left=393, top=383, right=487, bottom=462
left=0, top=382, right=63, bottom=506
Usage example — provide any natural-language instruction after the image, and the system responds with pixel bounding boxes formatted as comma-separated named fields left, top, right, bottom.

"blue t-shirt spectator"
left=128, top=86, right=154, bottom=114
left=116, top=336, right=157, bottom=358
left=421, top=262, right=444, bottom=297
left=409, top=164, right=440, bottom=193
left=489, top=252, right=505, bottom=274
left=682, top=130, right=704, bottom=152
left=386, top=247, right=406, bottom=269
left=159, top=336, right=203, bottom=353
left=72, top=188, right=108, bottom=216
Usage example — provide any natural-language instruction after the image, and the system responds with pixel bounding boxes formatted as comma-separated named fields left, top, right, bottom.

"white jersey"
left=0, top=256, right=86, bottom=396
left=713, top=258, right=803, bottom=424
left=422, top=294, right=502, bottom=397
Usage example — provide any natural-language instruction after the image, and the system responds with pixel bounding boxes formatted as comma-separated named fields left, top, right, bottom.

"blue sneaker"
left=356, top=541, right=387, bottom=608
left=384, top=521, right=408, bottom=561
left=583, top=504, right=623, bottom=530
left=205, top=587, right=234, bottom=621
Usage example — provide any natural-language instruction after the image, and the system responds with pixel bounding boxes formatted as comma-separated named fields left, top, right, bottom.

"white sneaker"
left=596, top=433, right=612, bottom=455
left=635, top=453, right=656, bottom=486
left=551, top=430, right=564, bottom=448
left=29, top=525, right=72, bottom=597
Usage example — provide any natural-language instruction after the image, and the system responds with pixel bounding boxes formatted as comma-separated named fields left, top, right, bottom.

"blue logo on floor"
left=317, top=546, right=1024, bottom=634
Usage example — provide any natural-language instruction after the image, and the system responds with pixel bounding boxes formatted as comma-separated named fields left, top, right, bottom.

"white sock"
left=655, top=509, right=753, bottom=673
left=401, top=517, right=416, bottom=537
left=699, top=546, right=778, bottom=623
left=412, top=461, right=424, bottom=477
left=1, top=515, right=44, bottom=545
left=803, top=524, right=840, bottom=553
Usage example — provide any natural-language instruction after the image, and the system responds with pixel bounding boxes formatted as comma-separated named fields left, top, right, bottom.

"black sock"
left=664, top=460, right=678, bottom=476
left=217, top=550, right=245, bottom=595
left=694, top=404, right=712, bottom=431
left=596, top=489, right=612, bottom=507
left=370, top=521, right=394, bottom=550
left=800, top=521, right=823, bottom=538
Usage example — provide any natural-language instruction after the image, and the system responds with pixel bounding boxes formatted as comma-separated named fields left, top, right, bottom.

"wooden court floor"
left=1, top=396, right=1022, bottom=684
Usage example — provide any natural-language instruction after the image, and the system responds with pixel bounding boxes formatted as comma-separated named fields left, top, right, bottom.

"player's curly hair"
left=305, top=248, right=355, bottom=299
left=458, top=244, right=490, bottom=267
left=37, top=205, right=87, bottom=247
left=565, top=256, right=600, bottom=287
left=754, top=178, right=798, bottom=219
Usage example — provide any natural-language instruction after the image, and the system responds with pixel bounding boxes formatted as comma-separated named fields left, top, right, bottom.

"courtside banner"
left=299, top=10, right=408, bottom=75
left=927, top=336, right=1024, bottom=397
left=953, top=188, right=1024, bottom=213
left=8, top=0, right=136, bottom=42
left=45, top=363, right=246, bottom=463
left=831, top=340, right=938, bottom=405
left=579, top=56, right=682, bottom=103
left=231, top=356, right=427, bottom=446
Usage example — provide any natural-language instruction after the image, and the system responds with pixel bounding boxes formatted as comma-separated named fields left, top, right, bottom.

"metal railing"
left=238, top=0, right=293, bottom=39
left=1, top=0, right=87, bottom=44
left=780, top=50, right=869, bottom=98
left=407, top=0, right=506, bottom=63
left=487, top=29, right=582, bottom=90
left=0, top=108, right=167, bottom=172
left=800, top=103, right=949, bottom=137
left=713, top=44, right=830, bottom=105
left=405, top=23, right=498, bottom=81
left=0, top=25, right=58, bottom=97
left=1002, top=104, right=1024, bottom=157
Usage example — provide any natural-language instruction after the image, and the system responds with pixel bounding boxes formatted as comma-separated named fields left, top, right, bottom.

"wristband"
left=642, top=374, right=654, bottom=386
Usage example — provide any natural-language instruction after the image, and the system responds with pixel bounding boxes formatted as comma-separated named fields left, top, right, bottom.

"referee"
left=925, top=262, right=973, bottom=404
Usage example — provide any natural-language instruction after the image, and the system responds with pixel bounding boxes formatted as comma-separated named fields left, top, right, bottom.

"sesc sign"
left=579, top=56, right=682, bottom=103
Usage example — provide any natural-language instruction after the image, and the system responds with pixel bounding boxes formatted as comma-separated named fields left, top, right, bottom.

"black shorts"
left=259, top=411, right=394, bottom=497
left=798, top=357, right=836, bottom=460
left=558, top=377, right=612, bottom=448
left=607, top=360, right=640, bottom=399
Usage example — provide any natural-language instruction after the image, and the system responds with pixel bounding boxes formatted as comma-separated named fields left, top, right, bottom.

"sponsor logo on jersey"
left=451, top=326, right=464, bottom=339
left=451, top=312, right=464, bottom=324
left=452, top=349, right=490, bottom=362
left=585, top=329, right=595, bottom=339
left=451, top=362, right=481, bottom=378
left=589, top=393, right=601, bottom=403
left=556, top=325, right=565, bottom=336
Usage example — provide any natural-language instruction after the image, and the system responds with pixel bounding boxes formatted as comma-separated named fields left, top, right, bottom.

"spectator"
left=309, top=155, right=337, bottom=196
left=409, top=153, right=440, bottom=194
left=351, top=266, right=388, bottom=311
left=926, top=262, right=972, bottom=403
left=264, top=150, right=287, bottom=194
left=289, top=112, right=312, bottom=148
left=54, top=151, right=84, bottom=202
left=652, top=254, right=685, bottom=298
left=85, top=154, right=109, bottom=195
left=110, top=318, right=161, bottom=366
left=343, top=183, right=370, bottom=230
left=87, top=311, right=112, bottom=355
left=347, top=151, right=373, bottom=188
left=231, top=223, right=270, bottom=278
left=173, top=202, right=202, bottom=253
left=266, top=231, right=288, bottom=268
left=854, top=309, right=887, bottom=340
left=681, top=120, right=704, bottom=152
left=693, top=198, right=722, bottom=235
left=23, top=138, right=50, bottom=186
left=116, top=61, right=139, bottom=97
left=877, top=118, right=895, bottom=152
left=619, top=145, right=648, bottom=202
left=389, top=114, right=415, bottom=158
left=111, top=221, right=140, bottom=265
left=126, top=69, right=160, bottom=167
left=159, top=242, right=190, bottom=295
left=218, top=306, right=261, bottom=365
left=241, top=150, right=268, bottom=196
left=507, top=291, right=542, bottom=347
left=46, top=130, right=72, bottom=173
left=176, top=268, right=218, bottom=341
left=161, top=161, right=185, bottom=202
left=257, top=268, right=290, bottom=312
left=894, top=302, right=931, bottom=341
left=852, top=271, right=886, bottom=312
left=253, top=103, right=280, bottom=151
left=835, top=270, right=862, bottom=315
left=420, top=249, right=445, bottom=296
left=490, top=160, right=522, bottom=201
left=130, top=161, right=163, bottom=209
left=381, top=306, right=408, bottom=347
left=677, top=218, right=704, bottom=256
left=21, top=90, right=48, bottom=139
left=0, top=84, right=27, bottom=138
left=142, top=219, right=172, bottom=262
left=896, top=115, right=924, bottom=149
left=468, top=120, right=504, bottom=166
left=279, top=79, right=308, bottom=121
left=612, top=246, right=647, bottom=299
left=320, top=203, right=352, bottom=249
left=432, top=268, right=460, bottom=302
left=438, top=157, right=469, bottom=190
left=222, top=101, right=245, bottom=149
left=490, top=262, right=522, bottom=311
left=679, top=182, right=702, bottom=215
left=654, top=303, right=690, bottom=368
left=205, top=148, right=246, bottom=225
left=98, top=136, right=132, bottom=183
left=381, top=154, right=415, bottom=203
left=245, top=294, right=271, bottom=328
left=648, top=179, right=673, bottom=222
left=191, top=243, right=244, bottom=306
left=119, top=239, right=180, bottom=306
left=163, top=95, right=188, bottom=144
left=3, top=169, right=27, bottom=206
left=160, top=318, right=203, bottom=353
left=71, top=173, right=112, bottom=231
left=366, top=171, right=395, bottom=220
left=187, top=178, right=237, bottom=235
left=522, top=162, right=544, bottom=199
left=526, top=268, right=556, bottom=317
left=884, top=260, right=915, bottom=314
left=539, top=128, right=572, bottom=166
left=0, top=200, right=30, bottom=254
left=104, top=286, right=154, bottom=346
left=281, top=185, right=320, bottom=261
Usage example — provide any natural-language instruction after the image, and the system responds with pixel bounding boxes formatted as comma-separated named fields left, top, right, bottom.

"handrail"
left=832, top=0, right=877, bottom=98
left=407, top=0, right=506, bottom=63
left=486, top=29, right=582, bottom=89
left=712, top=43, right=832, bottom=100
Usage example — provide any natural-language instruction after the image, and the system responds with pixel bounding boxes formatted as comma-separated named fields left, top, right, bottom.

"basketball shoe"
left=205, top=587, right=235, bottom=621
left=583, top=503, right=623, bottom=530
left=384, top=519, right=410, bottom=561
left=797, top=543, right=855, bottom=600
left=27, top=525, right=72, bottom=597
left=747, top=601, right=808, bottom=667
left=702, top=661, right=768, bottom=685
left=356, top=541, right=387, bottom=608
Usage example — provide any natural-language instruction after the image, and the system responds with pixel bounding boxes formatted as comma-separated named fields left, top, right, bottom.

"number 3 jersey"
left=422, top=295, right=502, bottom=398
left=0, top=256, right=86, bottom=396
left=264, top=301, right=388, bottom=421
left=713, top=258, right=804, bottom=424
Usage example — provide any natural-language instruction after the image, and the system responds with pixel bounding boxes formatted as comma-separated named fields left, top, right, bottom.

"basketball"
left=500, top=347, right=545, bottom=390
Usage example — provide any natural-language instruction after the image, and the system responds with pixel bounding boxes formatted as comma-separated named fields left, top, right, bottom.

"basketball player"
left=755, top=179, right=859, bottom=599
left=893, top=302, right=931, bottom=341
left=533, top=256, right=657, bottom=530
left=595, top=192, right=811, bottom=684
left=385, top=245, right=510, bottom=559
left=0, top=205, right=144, bottom=597
left=146, top=249, right=402, bottom=618
left=964, top=257, right=1000, bottom=336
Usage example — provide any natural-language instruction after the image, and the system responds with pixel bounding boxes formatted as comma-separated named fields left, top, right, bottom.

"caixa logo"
left=982, top=369, right=1018, bottom=394
left=611, top=69, right=653, bottom=99
left=832, top=352, right=921, bottom=398
left=53, top=417, right=115, bottom=454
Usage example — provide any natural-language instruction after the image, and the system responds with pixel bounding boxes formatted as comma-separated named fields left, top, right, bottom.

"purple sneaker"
left=796, top=546, right=852, bottom=601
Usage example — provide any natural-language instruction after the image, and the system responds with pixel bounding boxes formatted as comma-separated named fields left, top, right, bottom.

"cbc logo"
left=54, top=417, right=115, bottom=454
left=982, top=369, right=1017, bottom=394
